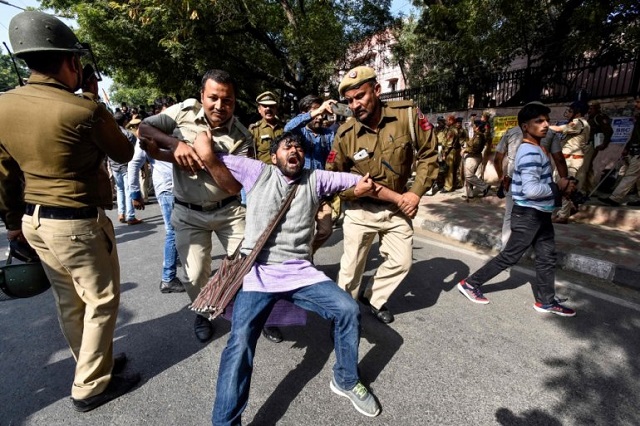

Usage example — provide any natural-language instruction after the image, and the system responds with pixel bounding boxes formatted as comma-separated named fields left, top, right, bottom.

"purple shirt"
left=220, top=154, right=360, bottom=293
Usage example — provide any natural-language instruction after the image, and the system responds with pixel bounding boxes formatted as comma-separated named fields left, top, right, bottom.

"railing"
left=380, top=57, right=640, bottom=111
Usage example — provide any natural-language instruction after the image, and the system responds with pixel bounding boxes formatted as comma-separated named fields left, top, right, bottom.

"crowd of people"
left=1, top=10, right=640, bottom=425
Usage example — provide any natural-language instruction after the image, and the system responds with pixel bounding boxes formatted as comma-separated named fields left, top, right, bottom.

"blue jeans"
left=212, top=281, right=360, bottom=426
left=157, top=192, right=178, bottom=282
left=467, top=205, right=557, bottom=304
left=112, top=168, right=135, bottom=220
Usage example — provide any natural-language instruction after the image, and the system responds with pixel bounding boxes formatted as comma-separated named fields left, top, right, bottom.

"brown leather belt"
left=25, top=204, right=98, bottom=220
left=174, top=197, right=237, bottom=212
left=563, top=154, right=584, bottom=159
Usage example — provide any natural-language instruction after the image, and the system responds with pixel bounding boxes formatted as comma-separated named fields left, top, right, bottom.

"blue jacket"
left=284, top=112, right=335, bottom=170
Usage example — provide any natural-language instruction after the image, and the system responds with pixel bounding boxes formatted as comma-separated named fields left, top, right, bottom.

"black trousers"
left=467, top=205, right=557, bottom=305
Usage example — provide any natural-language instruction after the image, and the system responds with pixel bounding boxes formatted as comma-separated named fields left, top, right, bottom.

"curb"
left=415, top=217, right=640, bottom=291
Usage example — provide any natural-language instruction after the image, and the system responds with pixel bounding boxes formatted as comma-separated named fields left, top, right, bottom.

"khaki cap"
left=127, top=118, right=142, bottom=128
left=339, top=66, right=377, bottom=96
left=256, top=91, right=278, bottom=105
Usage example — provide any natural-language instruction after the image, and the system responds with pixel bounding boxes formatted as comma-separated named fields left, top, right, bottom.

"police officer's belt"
left=25, top=204, right=98, bottom=220
left=175, top=197, right=237, bottom=212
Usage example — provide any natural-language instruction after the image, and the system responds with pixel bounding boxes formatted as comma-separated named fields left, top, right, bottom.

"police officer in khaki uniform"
left=0, top=11, right=139, bottom=412
left=549, top=101, right=591, bottom=223
left=249, top=91, right=284, bottom=162
left=327, top=66, right=438, bottom=324
left=427, top=116, right=447, bottom=195
left=581, top=100, right=614, bottom=193
left=139, top=70, right=249, bottom=343
left=442, top=115, right=462, bottom=192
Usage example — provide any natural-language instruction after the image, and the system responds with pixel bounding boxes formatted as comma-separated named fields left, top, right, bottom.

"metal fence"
left=380, top=57, right=640, bottom=112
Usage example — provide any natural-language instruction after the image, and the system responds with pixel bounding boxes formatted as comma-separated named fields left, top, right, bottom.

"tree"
left=0, top=53, right=29, bottom=92
left=393, top=0, right=640, bottom=105
left=42, top=0, right=394, bottom=111
left=108, top=81, right=162, bottom=111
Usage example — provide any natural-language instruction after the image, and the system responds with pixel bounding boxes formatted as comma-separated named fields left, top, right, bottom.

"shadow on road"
left=0, top=289, right=205, bottom=424
left=392, top=256, right=469, bottom=315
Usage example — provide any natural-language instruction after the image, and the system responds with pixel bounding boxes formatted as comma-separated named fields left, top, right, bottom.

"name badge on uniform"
left=353, top=148, right=369, bottom=161
left=261, top=135, right=271, bottom=140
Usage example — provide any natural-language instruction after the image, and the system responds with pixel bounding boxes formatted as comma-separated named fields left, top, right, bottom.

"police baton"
left=589, top=154, right=626, bottom=198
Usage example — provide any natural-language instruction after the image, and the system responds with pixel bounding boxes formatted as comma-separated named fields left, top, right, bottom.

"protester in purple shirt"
left=185, top=131, right=408, bottom=423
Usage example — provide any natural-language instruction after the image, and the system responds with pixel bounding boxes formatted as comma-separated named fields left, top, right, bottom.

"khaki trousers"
left=557, top=155, right=583, bottom=219
left=610, top=155, right=640, bottom=203
left=444, top=149, right=461, bottom=191
left=337, top=201, right=413, bottom=310
left=22, top=207, right=120, bottom=400
left=172, top=202, right=245, bottom=302
left=575, top=144, right=596, bottom=193
left=464, top=155, right=488, bottom=197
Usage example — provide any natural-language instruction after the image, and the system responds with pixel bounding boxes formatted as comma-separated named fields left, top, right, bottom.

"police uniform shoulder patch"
left=417, top=108, right=432, bottom=131
left=248, top=121, right=260, bottom=130
left=326, top=150, right=337, bottom=164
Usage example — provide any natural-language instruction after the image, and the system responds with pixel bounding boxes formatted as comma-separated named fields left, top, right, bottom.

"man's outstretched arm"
left=192, top=131, right=242, bottom=194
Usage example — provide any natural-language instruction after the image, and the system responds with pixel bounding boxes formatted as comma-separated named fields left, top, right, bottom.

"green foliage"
left=0, top=54, right=29, bottom=92
left=394, top=0, right=640, bottom=104
left=41, top=0, right=393, bottom=106
left=108, top=81, right=162, bottom=110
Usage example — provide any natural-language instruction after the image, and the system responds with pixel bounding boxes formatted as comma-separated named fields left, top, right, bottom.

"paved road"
left=1, top=201, right=639, bottom=425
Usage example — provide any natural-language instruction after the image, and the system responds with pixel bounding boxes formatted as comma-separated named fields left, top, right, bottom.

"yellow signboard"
left=492, top=116, right=519, bottom=144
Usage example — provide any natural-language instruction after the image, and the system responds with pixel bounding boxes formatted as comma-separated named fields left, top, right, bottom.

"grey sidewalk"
left=413, top=189, right=640, bottom=290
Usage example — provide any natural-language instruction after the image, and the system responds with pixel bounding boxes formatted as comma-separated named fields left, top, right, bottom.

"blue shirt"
left=511, top=142, right=556, bottom=212
left=284, top=112, right=335, bottom=170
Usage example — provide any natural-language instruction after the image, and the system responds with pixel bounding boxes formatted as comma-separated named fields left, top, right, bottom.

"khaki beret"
left=339, top=66, right=377, bottom=96
left=256, top=91, right=278, bottom=105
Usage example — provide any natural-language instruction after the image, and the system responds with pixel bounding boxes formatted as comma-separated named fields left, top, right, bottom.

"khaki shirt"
left=560, top=117, right=591, bottom=156
left=0, top=74, right=133, bottom=230
left=143, top=99, right=253, bottom=206
left=249, top=118, right=284, bottom=163
left=465, top=133, right=486, bottom=157
left=326, top=100, right=438, bottom=199
left=444, top=126, right=460, bottom=150
left=435, top=126, right=447, bottom=147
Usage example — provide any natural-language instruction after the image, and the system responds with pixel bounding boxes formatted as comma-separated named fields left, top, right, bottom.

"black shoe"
left=598, top=196, right=620, bottom=206
left=262, top=326, right=283, bottom=343
left=159, top=277, right=185, bottom=293
left=627, top=200, right=640, bottom=206
left=370, top=304, right=394, bottom=324
left=357, top=295, right=371, bottom=307
left=440, top=189, right=451, bottom=193
left=113, top=353, right=127, bottom=374
left=194, top=315, right=214, bottom=342
left=71, top=373, right=141, bottom=413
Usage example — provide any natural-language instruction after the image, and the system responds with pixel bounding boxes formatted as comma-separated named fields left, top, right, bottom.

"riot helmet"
left=0, top=240, right=50, bottom=300
left=9, top=11, right=88, bottom=58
